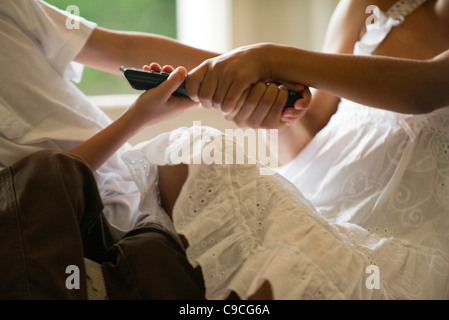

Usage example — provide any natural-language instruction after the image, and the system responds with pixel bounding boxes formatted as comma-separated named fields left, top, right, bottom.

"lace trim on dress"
left=121, top=123, right=449, bottom=299
left=386, top=0, right=428, bottom=21
left=355, top=0, right=428, bottom=55
left=167, top=129, right=376, bottom=299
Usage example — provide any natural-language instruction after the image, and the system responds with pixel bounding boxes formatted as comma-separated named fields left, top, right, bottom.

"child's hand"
left=127, top=63, right=198, bottom=130
left=224, top=82, right=312, bottom=129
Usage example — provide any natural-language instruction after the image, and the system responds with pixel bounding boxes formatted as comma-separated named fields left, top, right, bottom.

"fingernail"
left=294, top=103, right=307, bottom=111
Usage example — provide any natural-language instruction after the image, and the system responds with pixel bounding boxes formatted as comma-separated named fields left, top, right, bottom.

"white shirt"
left=0, top=0, right=143, bottom=236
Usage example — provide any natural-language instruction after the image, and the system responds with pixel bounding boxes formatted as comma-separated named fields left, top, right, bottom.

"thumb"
left=155, top=66, right=188, bottom=100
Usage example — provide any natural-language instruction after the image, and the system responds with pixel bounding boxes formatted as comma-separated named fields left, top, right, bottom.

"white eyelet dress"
left=122, top=0, right=449, bottom=300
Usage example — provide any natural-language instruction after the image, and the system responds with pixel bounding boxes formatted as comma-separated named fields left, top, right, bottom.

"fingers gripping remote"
left=120, top=66, right=187, bottom=96
left=120, top=66, right=302, bottom=108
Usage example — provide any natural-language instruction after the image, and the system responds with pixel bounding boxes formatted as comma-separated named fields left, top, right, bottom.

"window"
left=45, top=0, right=177, bottom=96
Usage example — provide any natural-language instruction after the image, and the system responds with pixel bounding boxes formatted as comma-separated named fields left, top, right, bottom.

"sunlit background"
left=46, top=0, right=177, bottom=95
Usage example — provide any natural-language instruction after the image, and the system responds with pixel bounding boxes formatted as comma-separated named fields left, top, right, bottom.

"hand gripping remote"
left=120, top=66, right=303, bottom=108
left=120, top=66, right=187, bottom=96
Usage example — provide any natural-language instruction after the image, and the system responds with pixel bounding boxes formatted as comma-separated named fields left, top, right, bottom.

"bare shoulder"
left=321, top=0, right=375, bottom=54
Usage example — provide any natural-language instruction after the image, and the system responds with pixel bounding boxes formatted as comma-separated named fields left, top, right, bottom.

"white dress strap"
left=386, top=0, right=428, bottom=21
left=354, top=0, right=428, bottom=55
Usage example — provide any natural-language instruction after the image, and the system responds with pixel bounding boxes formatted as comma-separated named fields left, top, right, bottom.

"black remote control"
left=120, top=66, right=187, bottom=97
left=120, top=66, right=303, bottom=108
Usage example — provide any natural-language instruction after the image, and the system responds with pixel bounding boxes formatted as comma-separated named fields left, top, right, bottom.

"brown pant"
left=0, top=150, right=205, bottom=300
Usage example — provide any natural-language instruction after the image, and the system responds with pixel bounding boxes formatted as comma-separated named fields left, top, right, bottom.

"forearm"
left=68, top=66, right=193, bottom=171
left=75, top=27, right=219, bottom=76
left=68, top=109, right=143, bottom=171
left=265, top=44, right=448, bottom=114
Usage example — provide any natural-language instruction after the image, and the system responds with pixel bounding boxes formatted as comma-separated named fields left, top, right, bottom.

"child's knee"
left=10, top=150, right=102, bottom=213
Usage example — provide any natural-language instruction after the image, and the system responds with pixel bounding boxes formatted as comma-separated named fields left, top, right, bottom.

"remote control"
left=120, top=66, right=303, bottom=108
left=120, top=66, right=187, bottom=97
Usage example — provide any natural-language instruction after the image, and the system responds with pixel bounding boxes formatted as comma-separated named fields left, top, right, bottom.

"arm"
left=265, top=46, right=449, bottom=115
left=187, top=0, right=449, bottom=163
left=68, top=66, right=196, bottom=171
left=273, top=0, right=363, bottom=163
left=74, top=26, right=220, bottom=75
left=186, top=0, right=363, bottom=112
left=186, top=0, right=364, bottom=163
left=187, top=0, right=448, bottom=115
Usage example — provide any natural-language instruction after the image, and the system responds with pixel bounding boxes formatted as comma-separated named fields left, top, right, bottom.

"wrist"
left=265, top=44, right=307, bottom=84
left=239, top=43, right=277, bottom=81
left=120, top=103, right=149, bottom=133
left=256, top=43, right=278, bottom=81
